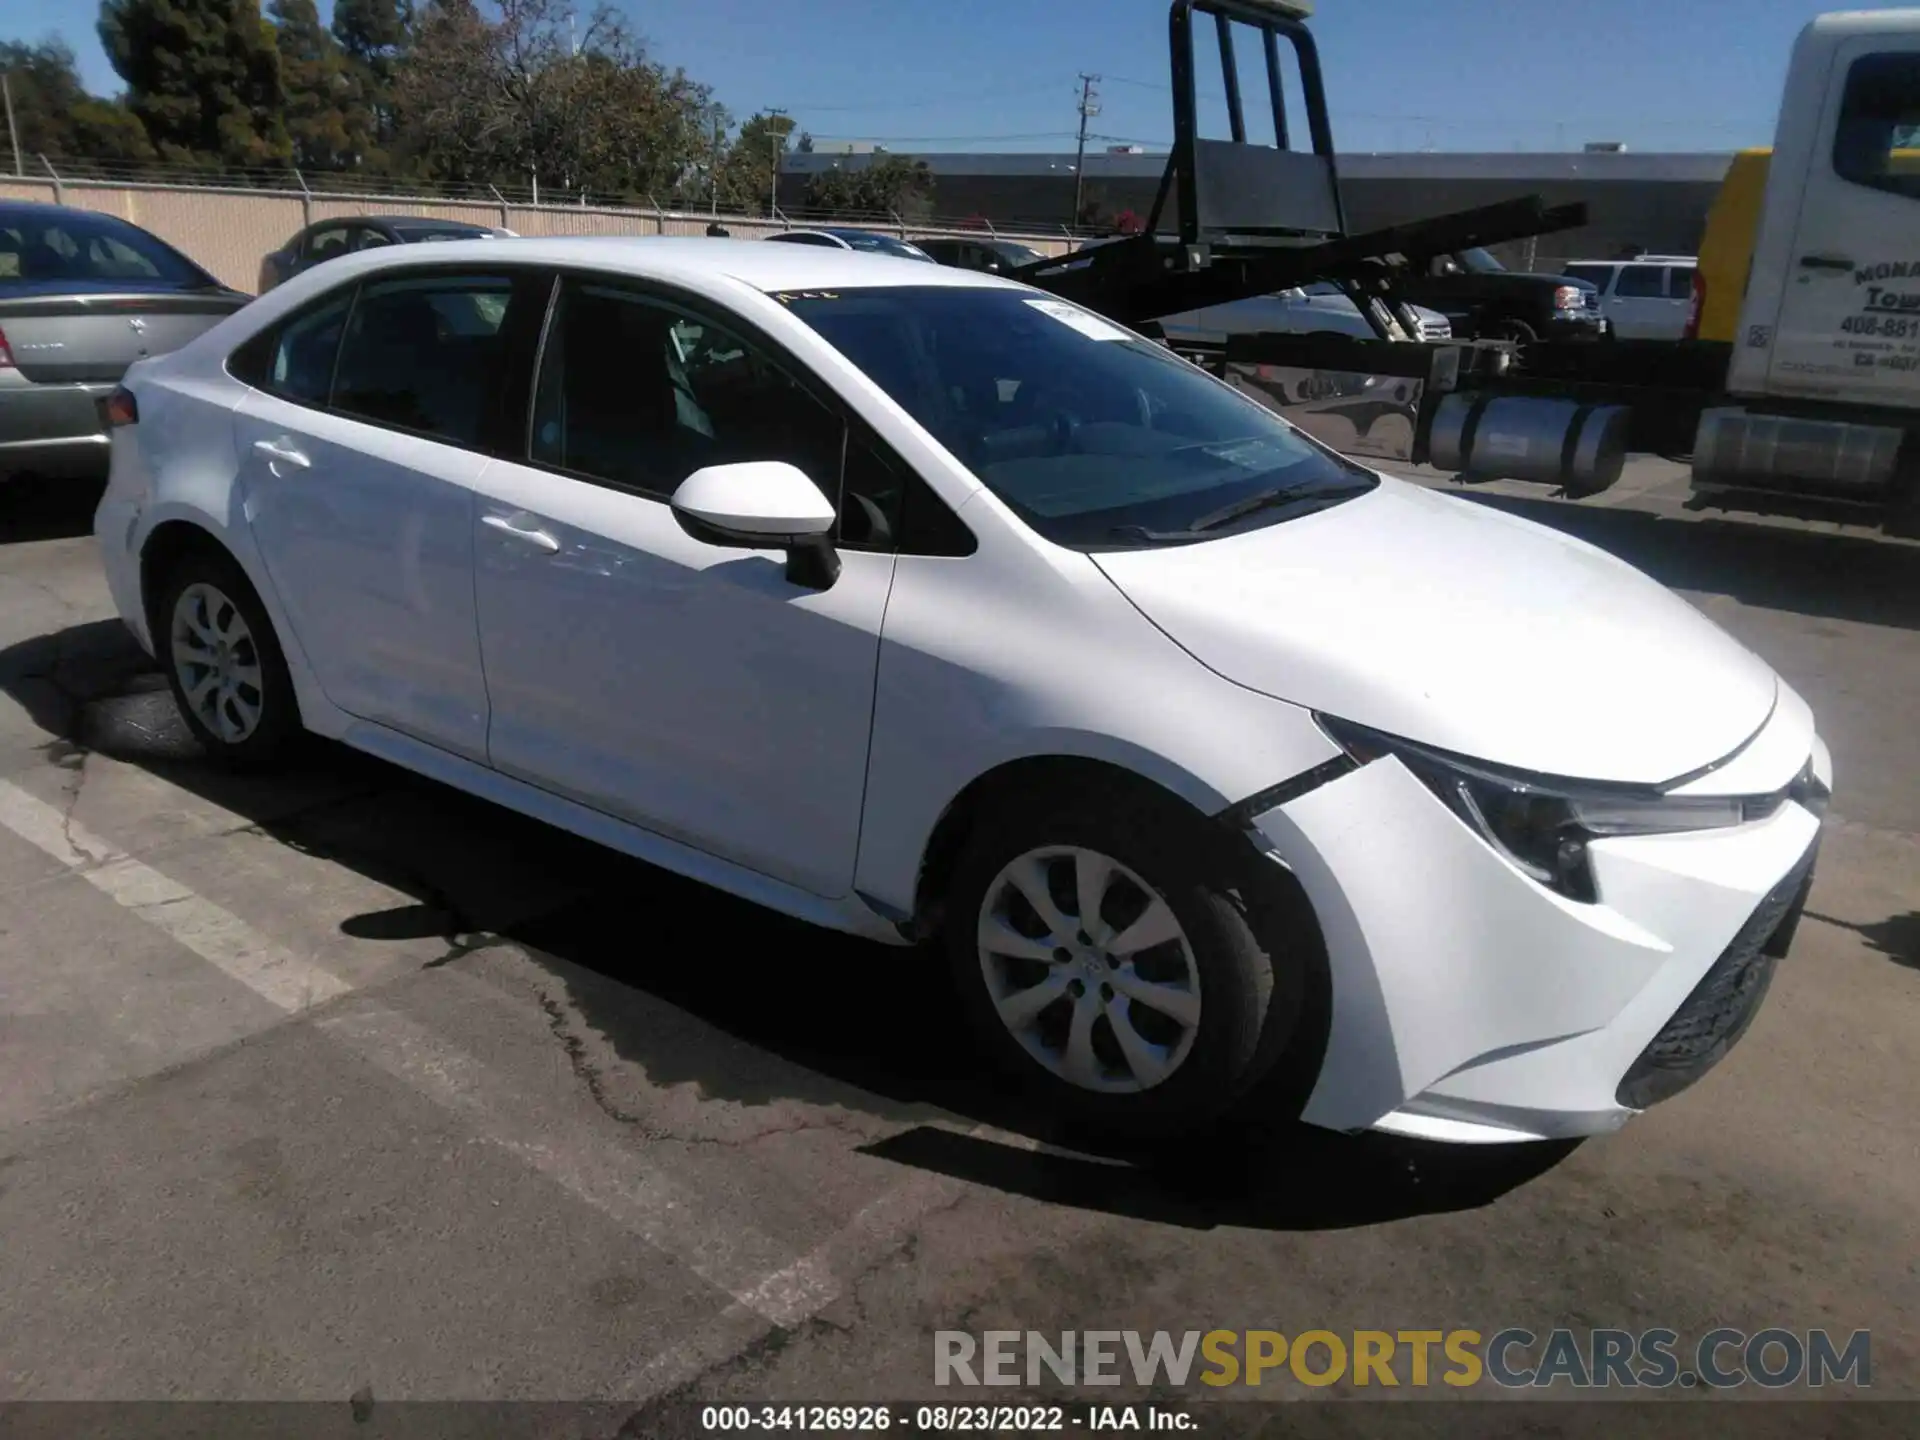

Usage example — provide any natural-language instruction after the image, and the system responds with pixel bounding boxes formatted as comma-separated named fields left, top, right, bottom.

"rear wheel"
left=943, top=790, right=1310, bottom=1145
left=154, top=549, right=301, bottom=768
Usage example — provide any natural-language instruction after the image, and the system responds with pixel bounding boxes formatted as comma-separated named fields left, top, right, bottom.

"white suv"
left=1563, top=257, right=1698, bottom=340
left=92, top=238, right=1826, bottom=1147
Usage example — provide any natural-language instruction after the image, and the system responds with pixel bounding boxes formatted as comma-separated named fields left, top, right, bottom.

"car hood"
left=1092, top=479, right=1777, bottom=784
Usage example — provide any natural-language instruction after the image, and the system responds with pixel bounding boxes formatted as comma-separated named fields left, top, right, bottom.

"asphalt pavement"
left=0, top=462, right=1914, bottom=1434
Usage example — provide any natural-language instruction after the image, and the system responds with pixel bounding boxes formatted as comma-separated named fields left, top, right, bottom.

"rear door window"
left=1615, top=265, right=1668, bottom=298
left=330, top=274, right=518, bottom=446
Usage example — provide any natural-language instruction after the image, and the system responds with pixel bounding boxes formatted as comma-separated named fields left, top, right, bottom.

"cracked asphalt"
left=0, top=463, right=1915, bottom=1432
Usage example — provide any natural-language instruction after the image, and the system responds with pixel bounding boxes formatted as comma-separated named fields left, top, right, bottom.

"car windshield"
left=1458, top=247, right=1506, bottom=273
left=0, top=208, right=213, bottom=287
left=992, top=242, right=1044, bottom=266
left=832, top=232, right=932, bottom=260
left=777, top=285, right=1376, bottom=548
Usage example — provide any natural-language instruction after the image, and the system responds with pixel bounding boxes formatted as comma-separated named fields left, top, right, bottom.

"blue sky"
left=3, top=0, right=1906, bottom=153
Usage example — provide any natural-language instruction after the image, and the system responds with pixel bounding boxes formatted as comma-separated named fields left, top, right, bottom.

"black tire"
left=152, top=546, right=303, bottom=769
left=1489, top=320, right=1537, bottom=345
left=942, top=787, right=1313, bottom=1148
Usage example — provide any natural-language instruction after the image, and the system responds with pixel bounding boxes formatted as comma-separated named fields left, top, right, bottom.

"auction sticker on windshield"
left=1025, top=297, right=1133, bottom=342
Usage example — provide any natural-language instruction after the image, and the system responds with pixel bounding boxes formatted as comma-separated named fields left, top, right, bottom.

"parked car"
left=1562, top=256, right=1698, bottom=341
left=0, top=200, right=249, bottom=483
left=94, top=237, right=1827, bottom=1146
left=1158, top=281, right=1455, bottom=344
left=1392, top=246, right=1607, bottom=342
left=919, top=236, right=1048, bottom=273
left=258, top=216, right=515, bottom=293
left=763, top=227, right=935, bottom=261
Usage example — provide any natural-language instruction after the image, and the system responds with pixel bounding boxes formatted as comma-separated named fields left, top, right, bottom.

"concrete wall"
left=779, top=150, right=1737, bottom=270
left=0, top=177, right=1076, bottom=293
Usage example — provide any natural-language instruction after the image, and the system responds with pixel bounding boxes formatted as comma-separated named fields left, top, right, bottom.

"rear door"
left=1766, top=35, right=1920, bottom=404
left=232, top=267, right=537, bottom=762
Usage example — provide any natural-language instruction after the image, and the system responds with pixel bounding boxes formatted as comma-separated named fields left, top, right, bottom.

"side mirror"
left=670, top=461, right=842, bottom=590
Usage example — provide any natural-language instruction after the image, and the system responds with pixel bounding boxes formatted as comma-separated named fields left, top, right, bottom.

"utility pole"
left=768, top=107, right=788, bottom=217
left=1072, top=73, right=1101, bottom=229
left=711, top=112, right=725, bottom=217
left=1, top=73, right=21, bottom=178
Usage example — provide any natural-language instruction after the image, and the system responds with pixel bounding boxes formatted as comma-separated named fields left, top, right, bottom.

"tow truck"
left=1019, top=0, right=1920, bottom=536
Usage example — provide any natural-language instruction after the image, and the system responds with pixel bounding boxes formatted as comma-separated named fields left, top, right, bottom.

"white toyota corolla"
left=92, top=238, right=1829, bottom=1145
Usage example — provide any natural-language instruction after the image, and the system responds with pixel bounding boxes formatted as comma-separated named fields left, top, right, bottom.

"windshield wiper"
left=1182, top=477, right=1373, bottom=534
left=1105, top=478, right=1373, bottom=546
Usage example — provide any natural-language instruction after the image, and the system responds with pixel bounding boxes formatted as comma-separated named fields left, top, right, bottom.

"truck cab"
left=1728, top=10, right=1920, bottom=410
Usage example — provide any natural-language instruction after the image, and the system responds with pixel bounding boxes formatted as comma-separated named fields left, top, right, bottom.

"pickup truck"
left=1393, top=246, right=1608, bottom=342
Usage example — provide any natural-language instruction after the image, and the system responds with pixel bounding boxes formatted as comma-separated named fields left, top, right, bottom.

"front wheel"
left=943, top=793, right=1309, bottom=1145
left=154, top=549, right=302, bottom=768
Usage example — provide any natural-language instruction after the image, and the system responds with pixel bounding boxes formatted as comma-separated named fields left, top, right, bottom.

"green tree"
left=269, top=0, right=358, bottom=170
left=97, top=0, right=291, bottom=169
left=395, top=0, right=714, bottom=200
left=714, top=110, right=795, bottom=215
left=0, top=39, right=155, bottom=165
left=332, top=0, right=412, bottom=157
left=804, top=152, right=935, bottom=220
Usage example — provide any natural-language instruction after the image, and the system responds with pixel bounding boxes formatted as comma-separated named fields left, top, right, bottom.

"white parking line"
left=0, top=771, right=989, bottom=1363
left=314, top=998, right=846, bottom=1326
left=0, top=776, right=351, bottom=1011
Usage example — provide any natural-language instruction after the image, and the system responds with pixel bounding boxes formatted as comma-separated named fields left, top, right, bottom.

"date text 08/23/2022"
left=699, top=1404, right=1192, bottom=1432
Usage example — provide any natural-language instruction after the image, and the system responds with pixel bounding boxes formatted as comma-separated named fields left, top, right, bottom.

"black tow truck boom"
left=1013, top=0, right=1737, bottom=503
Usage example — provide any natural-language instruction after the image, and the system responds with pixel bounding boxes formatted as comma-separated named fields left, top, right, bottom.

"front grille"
left=1615, top=841, right=1819, bottom=1111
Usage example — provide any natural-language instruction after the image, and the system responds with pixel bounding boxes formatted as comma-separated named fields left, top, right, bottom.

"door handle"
left=251, top=437, right=310, bottom=468
left=482, top=511, right=561, bottom=554
left=1799, top=255, right=1854, bottom=272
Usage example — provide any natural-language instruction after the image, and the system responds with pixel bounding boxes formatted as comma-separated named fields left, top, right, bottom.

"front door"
left=470, top=276, right=896, bottom=898
left=1767, top=36, right=1920, bottom=404
left=233, top=269, right=528, bottom=762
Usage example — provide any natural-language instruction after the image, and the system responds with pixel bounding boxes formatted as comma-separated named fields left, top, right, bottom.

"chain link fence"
left=1, top=157, right=1093, bottom=293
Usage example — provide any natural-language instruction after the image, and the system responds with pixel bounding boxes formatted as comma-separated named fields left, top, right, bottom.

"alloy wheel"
left=976, top=845, right=1202, bottom=1094
left=170, top=581, right=266, bottom=745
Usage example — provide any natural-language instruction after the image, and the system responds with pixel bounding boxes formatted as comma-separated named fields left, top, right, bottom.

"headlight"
left=1318, top=716, right=1755, bottom=903
left=1553, top=285, right=1588, bottom=312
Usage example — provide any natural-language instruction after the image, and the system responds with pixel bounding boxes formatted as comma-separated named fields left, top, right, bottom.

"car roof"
left=301, top=234, right=1019, bottom=295
left=308, top=215, right=494, bottom=232
left=1, top=199, right=147, bottom=225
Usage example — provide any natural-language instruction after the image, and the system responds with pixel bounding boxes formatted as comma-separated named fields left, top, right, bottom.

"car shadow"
left=1436, top=485, right=1920, bottom=632
left=1, top=617, right=1576, bottom=1232
left=0, top=477, right=106, bottom=546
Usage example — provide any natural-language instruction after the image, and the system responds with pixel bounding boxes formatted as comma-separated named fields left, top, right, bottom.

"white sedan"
left=92, top=237, right=1828, bottom=1145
